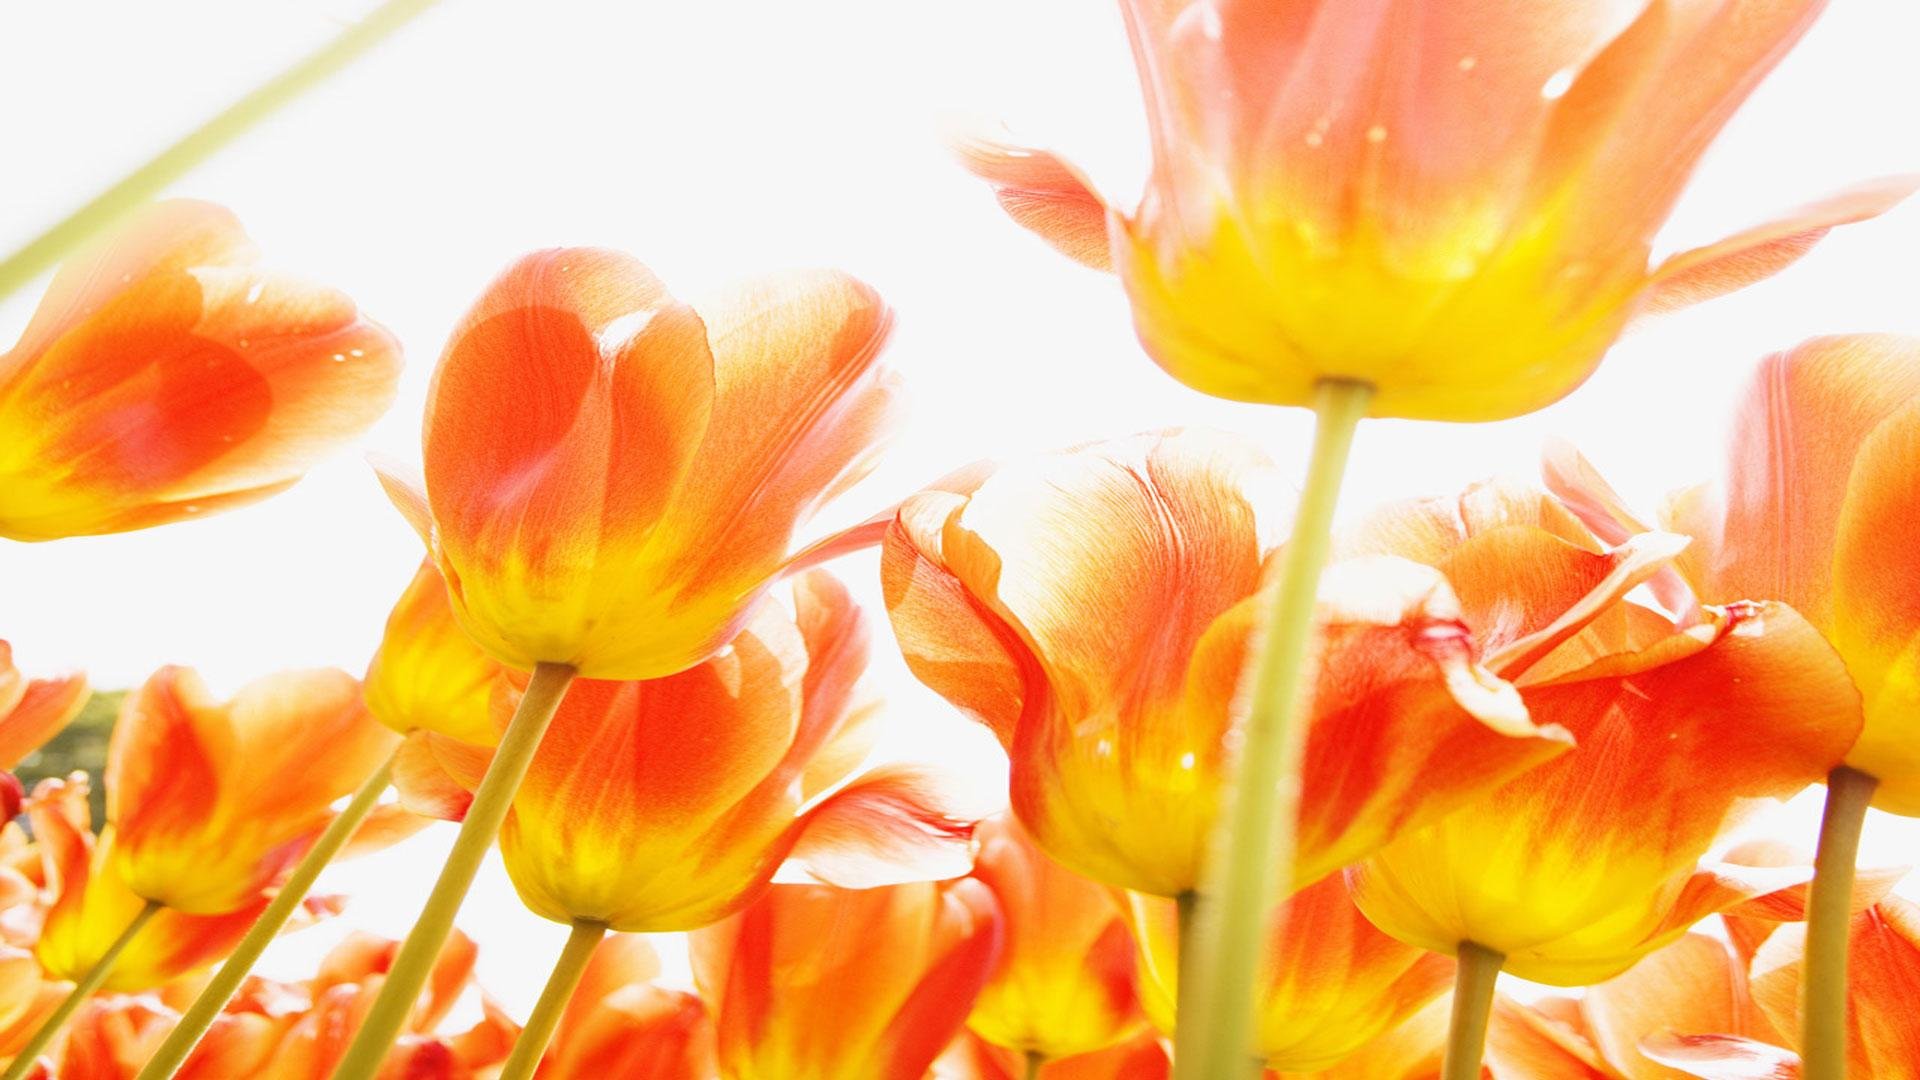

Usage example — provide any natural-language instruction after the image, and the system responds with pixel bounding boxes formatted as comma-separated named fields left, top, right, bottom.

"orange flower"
left=536, top=935, right=716, bottom=1080
left=0, top=200, right=401, bottom=540
left=394, top=572, right=979, bottom=931
left=38, top=993, right=289, bottom=1080
left=376, top=248, right=901, bottom=679
left=255, top=929, right=518, bottom=1080
left=363, top=560, right=509, bottom=747
left=1127, top=873, right=1452, bottom=1072
left=960, top=4, right=1913, bottom=421
left=691, top=879, right=1002, bottom=1080
left=105, top=666, right=400, bottom=915
left=28, top=777, right=323, bottom=993
left=882, top=431, right=1638, bottom=897
left=1560, top=335, right=1920, bottom=815
left=0, top=643, right=87, bottom=771
left=935, top=1031, right=1170, bottom=1080
left=964, top=813, right=1145, bottom=1060
left=1346, top=490, right=1862, bottom=982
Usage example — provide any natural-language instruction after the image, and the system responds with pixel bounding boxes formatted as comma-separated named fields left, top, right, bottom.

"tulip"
left=965, top=814, right=1145, bottom=1064
left=0, top=200, right=401, bottom=541
left=936, top=1031, right=1170, bottom=1080
left=363, top=560, right=509, bottom=747
left=348, top=246, right=902, bottom=1075
left=0, top=642, right=87, bottom=772
left=37, top=994, right=288, bottom=1080
left=1545, top=338, right=1920, bottom=1078
left=536, top=935, right=716, bottom=1080
left=961, top=4, right=1912, bottom=424
left=1345, top=486, right=1861, bottom=1076
left=1129, top=872, right=1452, bottom=1074
left=691, top=879, right=1002, bottom=1080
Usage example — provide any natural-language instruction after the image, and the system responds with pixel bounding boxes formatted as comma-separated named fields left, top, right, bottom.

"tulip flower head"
left=691, top=879, right=1003, bottom=1080
left=105, top=666, right=400, bottom=915
left=884, top=431, right=1642, bottom=898
left=1346, top=486, right=1863, bottom=983
left=537, top=935, right=717, bottom=1080
left=395, top=572, right=980, bottom=932
left=0, top=199, right=401, bottom=540
left=1128, top=873, right=1452, bottom=1073
left=964, top=814, right=1146, bottom=1061
left=378, top=248, right=902, bottom=679
left=961, top=2, right=1913, bottom=421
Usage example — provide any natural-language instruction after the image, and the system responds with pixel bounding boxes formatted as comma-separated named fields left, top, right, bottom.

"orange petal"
left=0, top=643, right=88, bottom=770
left=1485, top=994, right=1613, bottom=1080
left=391, top=729, right=482, bottom=822
left=1583, top=934, right=1752, bottom=1079
left=1749, top=897, right=1920, bottom=1075
left=955, top=135, right=1115, bottom=271
left=1638, top=1034, right=1801, bottom=1080
left=1642, top=175, right=1920, bottom=317
left=787, top=762, right=985, bottom=889
left=547, top=980, right=715, bottom=1080
left=364, top=560, right=508, bottom=746
left=0, top=200, right=401, bottom=541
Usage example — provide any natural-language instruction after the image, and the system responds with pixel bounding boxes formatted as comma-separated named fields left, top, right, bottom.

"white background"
left=1, top=0, right=1917, bottom=1018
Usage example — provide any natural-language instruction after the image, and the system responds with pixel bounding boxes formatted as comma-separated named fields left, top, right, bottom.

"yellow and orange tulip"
left=35, top=992, right=289, bottom=1080
left=961, top=2, right=1912, bottom=421
left=0, top=643, right=87, bottom=772
left=536, top=935, right=716, bottom=1080
left=691, top=879, right=1002, bottom=1080
left=0, top=200, right=401, bottom=540
left=882, top=431, right=1652, bottom=898
left=377, top=248, right=902, bottom=679
left=395, top=572, right=977, bottom=931
left=1346, top=486, right=1862, bottom=982
left=105, top=666, right=400, bottom=915
left=965, top=814, right=1145, bottom=1061
left=1128, top=873, right=1452, bottom=1073
left=363, top=560, right=508, bottom=747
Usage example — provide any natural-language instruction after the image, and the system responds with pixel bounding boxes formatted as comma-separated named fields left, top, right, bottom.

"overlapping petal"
left=537, top=935, right=716, bottom=1080
left=363, top=561, right=508, bottom=746
left=0, top=200, right=401, bottom=540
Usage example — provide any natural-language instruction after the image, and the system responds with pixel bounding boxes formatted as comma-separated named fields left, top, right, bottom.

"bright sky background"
left=2, top=0, right=1918, bottom=1019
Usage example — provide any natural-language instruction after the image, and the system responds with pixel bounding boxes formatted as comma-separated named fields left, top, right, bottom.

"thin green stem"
left=135, top=750, right=400, bottom=1080
left=1442, top=942, right=1503, bottom=1080
left=329, top=662, right=576, bottom=1080
left=0, top=0, right=442, bottom=303
left=1170, top=379, right=1373, bottom=1080
left=2, top=901, right=162, bottom=1080
left=496, top=919, right=607, bottom=1080
left=1023, top=1050, right=1044, bottom=1080
left=1802, top=765, right=1877, bottom=1080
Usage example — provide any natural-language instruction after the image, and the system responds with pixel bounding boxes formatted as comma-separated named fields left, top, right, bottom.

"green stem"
left=2, top=901, right=161, bottom=1080
left=1801, top=765, right=1877, bottom=1080
left=496, top=919, right=607, bottom=1080
left=328, top=662, right=576, bottom=1080
left=1023, top=1050, right=1044, bottom=1080
left=0, top=0, right=442, bottom=303
left=1442, top=942, right=1503, bottom=1080
left=1169, top=379, right=1372, bottom=1080
left=135, top=750, right=400, bottom=1080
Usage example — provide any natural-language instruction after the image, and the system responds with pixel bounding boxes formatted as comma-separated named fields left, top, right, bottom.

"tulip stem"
left=1170, top=378, right=1372, bottom=1080
left=497, top=919, right=607, bottom=1080
left=1442, top=942, right=1503, bottom=1080
left=1802, top=764, right=1878, bottom=1080
left=1023, top=1050, right=1044, bottom=1080
left=2, top=900, right=161, bottom=1080
left=0, top=0, right=442, bottom=304
left=329, top=662, right=577, bottom=1080
left=135, top=750, right=400, bottom=1080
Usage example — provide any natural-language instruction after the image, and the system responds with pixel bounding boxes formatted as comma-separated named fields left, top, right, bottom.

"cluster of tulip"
left=2, top=1, right=1918, bottom=1078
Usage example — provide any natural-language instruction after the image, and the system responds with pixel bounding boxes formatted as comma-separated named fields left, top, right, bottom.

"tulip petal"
left=789, top=763, right=985, bottom=888
left=1643, top=175, right=1920, bottom=316
left=1485, top=994, right=1614, bottom=1080
left=0, top=644, right=88, bottom=771
left=955, top=135, right=1115, bottom=271
left=1749, top=898, right=1920, bottom=1077
left=1584, top=934, right=1750, bottom=1079
left=1638, top=1034, right=1801, bottom=1080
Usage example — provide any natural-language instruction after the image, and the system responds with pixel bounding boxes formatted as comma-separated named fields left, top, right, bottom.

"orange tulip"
left=960, top=3, right=1913, bottom=422
left=882, top=431, right=1666, bottom=898
left=377, top=248, right=901, bottom=679
left=691, top=879, right=1002, bottom=1080
left=28, top=777, right=331, bottom=993
left=35, top=993, right=288, bottom=1080
left=105, top=666, right=400, bottom=915
left=0, top=199, right=401, bottom=540
left=1345, top=494, right=1862, bottom=982
left=936, top=1031, right=1170, bottom=1080
left=363, top=560, right=509, bottom=747
left=1127, top=873, right=1452, bottom=1072
left=0, top=643, right=87, bottom=771
left=395, top=572, right=977, bottom=931
left=536, top=935, right=716, bottom=1080
left=964, top=814, right=1145, bottom=1061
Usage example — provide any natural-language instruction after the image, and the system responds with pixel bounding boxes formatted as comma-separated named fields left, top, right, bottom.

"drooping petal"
left=955, top=135, right=1115, bottom=271
left=0, top=643, right=87, bottom=770
left=1638, top=1034, right=1801, bottom=1080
